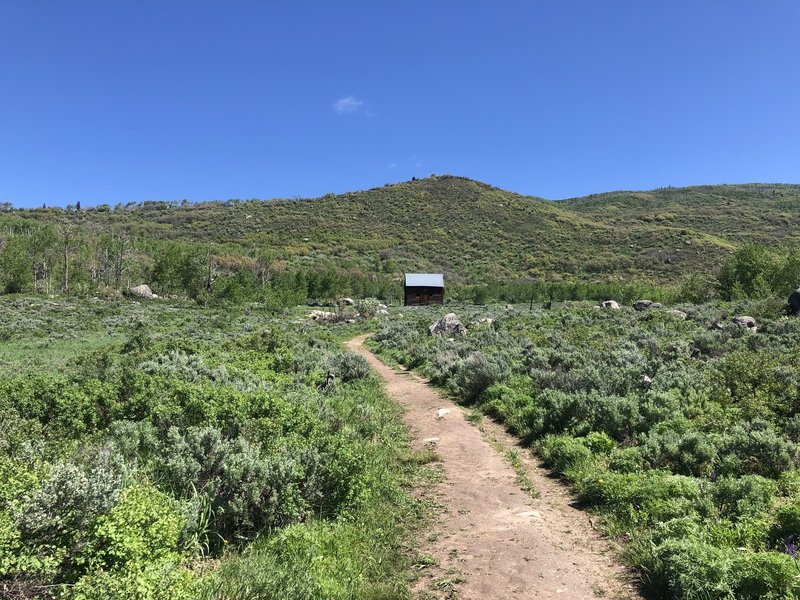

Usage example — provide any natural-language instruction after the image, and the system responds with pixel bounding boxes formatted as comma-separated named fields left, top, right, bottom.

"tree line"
left=0, top=219, right=797, bottom=306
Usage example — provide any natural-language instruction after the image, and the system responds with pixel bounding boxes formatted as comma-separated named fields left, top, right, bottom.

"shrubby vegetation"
left=371, top=300, right=800, bottom=598
left=2, top=177, right=800, bottom=306
left=0, top=299, right=418, bottom=599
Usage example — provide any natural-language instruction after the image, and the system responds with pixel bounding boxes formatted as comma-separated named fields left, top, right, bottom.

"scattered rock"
left=423, top=437, right=440, bottom=445
left=643, top=375, right=653, bottom=385
left=378, top=304, right=388, bottom=310
left=789, top=288, right=800, bottom=316
left=339, top=297, right=355, bottom=306
left=429, top=313, right=467, bottom=336
left=436, top=408, right=451, bottom=419
left=346, top=319, right=357, bottom=324
left=505, top=304, right=514, bottom=310
left=308, top=310, right=336, bottom=321
left=517, top=510, right=541, bottom=518
left=377, top=309, right=389, bottom=317
left=668, top=309, right=687, bottom=320
left=129, top=284, right=154, bottom=299
left=470, top=317, right=494, bottom=327
left=732, top=315, right=757, bottom=332
left=633, top=300, right=662, bottom=311
left=601, top=300, right=621, bottom=310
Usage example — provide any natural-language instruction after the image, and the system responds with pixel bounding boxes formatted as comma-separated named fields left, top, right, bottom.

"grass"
left=0, top=297, right=428, bottom=599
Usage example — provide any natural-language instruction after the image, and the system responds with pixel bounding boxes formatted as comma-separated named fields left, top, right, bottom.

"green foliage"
left=326, top=352, right=372, bottom=383
left=718, top=243, right=800, bottom=301
left=0, top=298, right=420, bottom=597
left=86, top=481, right=184, bottom=571
left=3, top=178, right=800, bottom=304
left=370, top=300, right=800, bottom=598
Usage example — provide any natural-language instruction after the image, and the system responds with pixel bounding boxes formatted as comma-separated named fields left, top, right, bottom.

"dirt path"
left=345, top=335, right=642, bottom=600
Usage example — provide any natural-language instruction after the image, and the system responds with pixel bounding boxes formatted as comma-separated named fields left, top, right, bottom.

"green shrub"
left=67, top=560, right=199, bottom=600
left=326, top=352, right=372, bottom=383
left=732, top=550, right=800, bottom=599
left=85, top=481, right=185, bottom=571
left=770, top=502, right=800, bottom=548
left=583, top=431, right=617, bottom=454
left=712, top=475, right=777, bottom=520
left=537, top=435, right=593, bottom=476
left=655, top=538, right=738, bottom=599
left=451, top=352, right=509, bottom=402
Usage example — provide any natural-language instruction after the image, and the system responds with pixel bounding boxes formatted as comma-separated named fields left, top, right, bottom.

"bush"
left=326, top=352, right=371, bottom=383
left=537, top=435, right=593, bottom=476
left=85, top=481, right=185, bottom=571
left=654, top=538, right=738, bottom=599
left=451, top=352, right=509, bottom=402
left=770, top=502, right=800, bottom=548
left=712, top=475, right=777, bottom=520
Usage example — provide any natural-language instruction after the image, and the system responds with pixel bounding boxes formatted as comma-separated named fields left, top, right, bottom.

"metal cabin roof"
left=404, top=273, right=444, bottom=287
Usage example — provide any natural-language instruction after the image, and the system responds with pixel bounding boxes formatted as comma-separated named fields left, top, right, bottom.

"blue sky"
left=1, top=1, right=798, bottom=207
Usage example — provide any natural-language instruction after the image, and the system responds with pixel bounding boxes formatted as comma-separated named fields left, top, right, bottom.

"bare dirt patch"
left=346, top=335, right=643, bottom=600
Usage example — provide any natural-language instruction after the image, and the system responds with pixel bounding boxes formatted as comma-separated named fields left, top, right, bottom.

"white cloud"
left=333, top=95, right=364, bottom=115
left=386, top=155, right=423, bottom=169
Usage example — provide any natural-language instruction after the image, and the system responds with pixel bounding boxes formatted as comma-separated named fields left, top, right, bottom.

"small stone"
left=423, top=437, right=440, bottom=445
left=436, top=408, right=451, bottom=419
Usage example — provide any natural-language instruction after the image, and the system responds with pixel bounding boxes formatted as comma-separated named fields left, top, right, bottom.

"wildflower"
left=785, top=537, right=797, bottom=559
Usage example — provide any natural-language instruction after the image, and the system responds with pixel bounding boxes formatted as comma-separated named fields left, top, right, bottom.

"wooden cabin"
left=404, top=273, right=444, bottom=306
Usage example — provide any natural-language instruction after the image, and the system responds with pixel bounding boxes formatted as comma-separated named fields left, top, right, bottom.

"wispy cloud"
left=333, top=95, right=364, bottom=115
left=386, top=155, right=423, bottom=170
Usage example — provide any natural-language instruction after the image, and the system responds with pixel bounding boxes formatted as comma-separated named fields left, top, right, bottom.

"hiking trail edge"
left=345, top=334, right=643, bottom=600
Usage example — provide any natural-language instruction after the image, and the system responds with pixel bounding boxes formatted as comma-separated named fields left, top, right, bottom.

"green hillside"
left=1, top=176, right=798, bottom=300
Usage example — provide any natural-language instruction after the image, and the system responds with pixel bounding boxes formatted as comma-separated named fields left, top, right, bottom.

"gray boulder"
left=129, top=284, right=154, bottom=299
left=429, top=313, right=467, bottom=337
left=789, top=288, right=800, bottom=316
left=308, top=310, right=336, bottom=321
left=602, top=300, right=621, bottom=310
left=732, top=315, right=757, bottom=332
left=470, top=317, right=494, bottom=327
left=668, top=309, right=687, bottom=320
left=633, top=300, right=662, bottom=311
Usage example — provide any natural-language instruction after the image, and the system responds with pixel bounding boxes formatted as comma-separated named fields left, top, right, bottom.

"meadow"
left=370, top=298, right=800, bottom=599
left=0, top=298, right=428, bottom=599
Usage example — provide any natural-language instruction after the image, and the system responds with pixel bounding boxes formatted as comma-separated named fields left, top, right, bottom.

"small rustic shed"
left=404, top=273, right=444, bottom=306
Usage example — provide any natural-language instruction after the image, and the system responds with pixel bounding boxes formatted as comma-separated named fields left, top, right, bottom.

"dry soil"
left=345, top=334, right=643, bottom=600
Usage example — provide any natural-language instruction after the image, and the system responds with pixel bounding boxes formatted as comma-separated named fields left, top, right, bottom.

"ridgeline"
left=1, top=175, right=799, bottom=301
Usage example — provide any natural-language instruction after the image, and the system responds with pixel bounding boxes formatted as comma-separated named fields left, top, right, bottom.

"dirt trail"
left=345, top=335, right=642, bottom=600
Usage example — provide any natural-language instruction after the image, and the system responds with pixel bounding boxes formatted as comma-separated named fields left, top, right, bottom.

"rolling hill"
left=2, top=176, right=799, bottom=290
